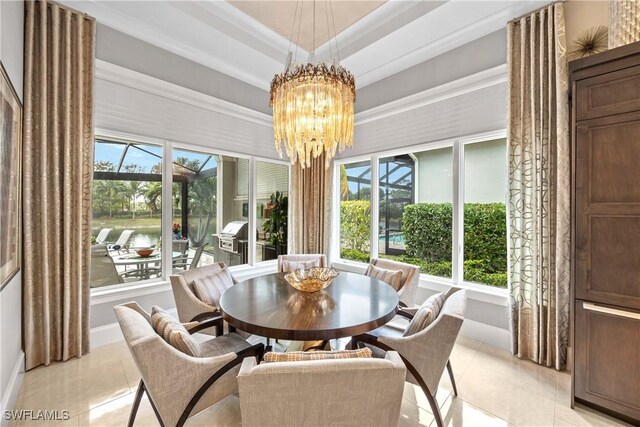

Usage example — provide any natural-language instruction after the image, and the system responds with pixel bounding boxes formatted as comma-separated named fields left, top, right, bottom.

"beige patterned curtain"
left=507, top=2, right=570, bottom=370
left=23, top=0, right=95, bottom=370
left=290, top=153, right=334, bottom=256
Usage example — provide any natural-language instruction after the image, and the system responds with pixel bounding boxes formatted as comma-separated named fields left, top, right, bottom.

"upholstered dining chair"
left=350, top=288, right=467, bottom=427
left=170, top=263, right=230, bottom=335
left=277, top=254, right=327, bottom=272
left=238, top=352, right=406, bottom=427
left=114, top=302, right=263, bottom=427
left=366, top=258, right=420, bottom=307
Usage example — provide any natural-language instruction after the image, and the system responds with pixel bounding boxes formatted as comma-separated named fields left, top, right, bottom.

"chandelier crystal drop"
left=270, top=1, right=356, bottom=169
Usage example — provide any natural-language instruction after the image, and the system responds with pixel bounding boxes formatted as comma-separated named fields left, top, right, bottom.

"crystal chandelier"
left=270, top=0, right=356, bottom=169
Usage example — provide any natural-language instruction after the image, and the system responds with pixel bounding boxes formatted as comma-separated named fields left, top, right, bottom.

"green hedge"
left=402, top=203, right=507, bottom=288
left=340, top=200, right=371, bottom=253
left=339, top=201, right=507, bottom=288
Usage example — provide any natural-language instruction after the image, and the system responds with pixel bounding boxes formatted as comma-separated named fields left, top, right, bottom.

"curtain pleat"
left=507, top=2, right=570, bottom=370
left=23, top=0, right=95, bottom=370
left=290, top=154, right=334, bottom=256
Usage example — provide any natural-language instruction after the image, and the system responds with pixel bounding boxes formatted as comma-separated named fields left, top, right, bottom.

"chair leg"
left=446, top=359, right=458, bottom=397
left=128, top=380, right=145, bottom=427
left=424, top=389, right=444, bottom=427
left=347, top=337, right=358, bottom=350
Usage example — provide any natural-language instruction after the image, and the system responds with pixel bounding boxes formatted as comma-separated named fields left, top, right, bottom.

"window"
left=91, top=134, right=285, bottom=291
left=379, top=148, right=453, bottom=278
left=463, top=139, right=507, bottom=288
left=255, top=161, right=290, bottom=262
left=339, top=160, right=371, bottom=262
left=172, top=147, right=219, bottom=270
left=335, top=133, right=508, bottom=290
left=218, top=156, right=249, bottom=266
left=91, top=139, right=164, bottom=288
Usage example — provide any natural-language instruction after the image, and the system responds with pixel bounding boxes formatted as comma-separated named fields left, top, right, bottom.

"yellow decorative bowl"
left=284, top=267, right=339, bottom=293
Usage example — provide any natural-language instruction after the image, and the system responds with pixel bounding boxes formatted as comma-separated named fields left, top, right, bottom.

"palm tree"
left=94, top=179, right=125, bottom=218
left=122, top=180, right=147, bottom=220
left=340, top=165, right=349, bottom=200
left=144, top=182, right=162, bottom=216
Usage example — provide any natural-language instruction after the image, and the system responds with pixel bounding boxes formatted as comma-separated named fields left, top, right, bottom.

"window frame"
left=334, top=129, right=508, bottom=292
left=91, top=129, right=291, bottom=295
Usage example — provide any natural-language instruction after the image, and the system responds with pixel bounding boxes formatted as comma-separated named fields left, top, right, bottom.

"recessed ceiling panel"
left=228, top=0, right=385, bottom=52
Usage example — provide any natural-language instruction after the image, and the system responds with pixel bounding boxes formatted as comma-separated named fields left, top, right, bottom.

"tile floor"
left=10, top=336, right=630, bottom=427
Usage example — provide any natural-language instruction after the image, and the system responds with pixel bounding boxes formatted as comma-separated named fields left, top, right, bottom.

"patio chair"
left=238, top=351, right=406, bottom=427
left=173, top=244, right=205, bottom=272
left=114, top=302, right=263, bottom=427
left=90, top=244, right=125, bottom=288
left=366, top=258, right=420, bottom=307
left=108, top=229, right=135, bottom=253
left=172, top=240, right=189, bottom=271
left=349, top=288, right=467, bottom=427
left=94, top=228, right=112, bottom=244
left=277, top=254, right=327, bottom=272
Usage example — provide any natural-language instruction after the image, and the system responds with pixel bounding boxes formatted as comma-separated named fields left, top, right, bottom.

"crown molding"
left=95, top=59, right=272, bottom=128
left=345, top=0, right=542, bottom=87
left=314, top=0, right=425, bottom=60
left=355, top=64, right=507, bottom=125
left=60, top=0, right=281, bottom=90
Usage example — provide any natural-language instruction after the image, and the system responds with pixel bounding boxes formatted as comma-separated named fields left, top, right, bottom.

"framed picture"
left=0, top=62, right=22, bottom=291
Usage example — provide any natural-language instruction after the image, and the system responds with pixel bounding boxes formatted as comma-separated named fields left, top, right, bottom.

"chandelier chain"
left=329, top=0, right=340, bottom=62
left=324, top=0, right=334, bottom=61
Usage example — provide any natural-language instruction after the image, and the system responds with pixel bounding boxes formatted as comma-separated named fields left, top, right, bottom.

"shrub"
left=340, top=200, right=371, bottom=253
left=402, top=204, right=453, bottom=262
left=340, top=249, right=370, bottom=263
left=401, top=202, right=507, bottom=288
left=463, top=203, right=507, bottom=273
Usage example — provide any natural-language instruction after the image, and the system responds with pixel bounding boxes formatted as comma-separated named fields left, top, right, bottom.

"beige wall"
left=565, top=0, right=608, bottom=45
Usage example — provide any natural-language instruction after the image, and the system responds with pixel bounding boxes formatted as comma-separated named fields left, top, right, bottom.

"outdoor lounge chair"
left=107, top=229, right=135, bottom=253
left=94, top=228, right=112, bottom=244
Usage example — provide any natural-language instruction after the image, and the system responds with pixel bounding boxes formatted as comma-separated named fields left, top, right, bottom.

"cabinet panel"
left=575, top=114, right=640, bottom=308
left=574, top=301, right=640, bottom=422
left=576, top=65, right=640, bottom=119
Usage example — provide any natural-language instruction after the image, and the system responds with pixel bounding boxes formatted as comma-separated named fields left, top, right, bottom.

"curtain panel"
left=23, top=0, right=95, bottom=370
left=507, top=2, right=570, bottom=370
left=290, top=154, right=334, bottom=257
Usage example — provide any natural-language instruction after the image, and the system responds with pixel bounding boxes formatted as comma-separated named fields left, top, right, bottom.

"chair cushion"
left=151, top=306, right=202, bottom=357
left=199, top=332, right=252, bottom=357
left=403, top=292, right=446, bottom=336
left=262, top=348, right=372, bottom=363
left=192, top=268, right=234, bottom=310
left=281, top=258, right=320, bottom=272
left=365, top=264, right=403, bottom=291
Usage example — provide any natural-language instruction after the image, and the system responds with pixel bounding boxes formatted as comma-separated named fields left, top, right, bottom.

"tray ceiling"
left=59, top=1, right=550, bottom=92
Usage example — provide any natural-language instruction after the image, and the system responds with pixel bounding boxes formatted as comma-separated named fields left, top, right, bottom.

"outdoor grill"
left=219, top=220, right=248, bottom=254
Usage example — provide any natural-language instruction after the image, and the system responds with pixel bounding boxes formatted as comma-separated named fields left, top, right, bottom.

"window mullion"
left=248, top=157, right=257, bottom=265
left=161, top=140, right=173, bottom=281
left=370, top=154, right=380, bottom=261
left=452, top=140, right=464, bottom=284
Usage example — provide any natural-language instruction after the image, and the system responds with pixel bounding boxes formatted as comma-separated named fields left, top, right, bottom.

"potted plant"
left=263, top=191, right=288, bottom=255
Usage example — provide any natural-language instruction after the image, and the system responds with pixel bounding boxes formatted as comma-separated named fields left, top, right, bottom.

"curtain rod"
left=508, top=1, right=562, bottom=24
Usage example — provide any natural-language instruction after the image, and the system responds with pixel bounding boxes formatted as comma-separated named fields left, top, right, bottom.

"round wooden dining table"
left=219, top=271, right=399, bottom=341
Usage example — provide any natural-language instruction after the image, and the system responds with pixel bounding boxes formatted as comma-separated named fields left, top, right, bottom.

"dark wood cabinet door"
left=576, top=65, right=640, bottom=120
left=574, top=300, right=640, bottom=422
left=575, top=111, right=640, bottom=309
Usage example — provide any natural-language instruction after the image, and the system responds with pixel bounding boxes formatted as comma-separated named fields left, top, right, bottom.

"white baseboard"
left=460, top=318, right=510, bottom=351
left=90, top=308, right=178, bottom=349
left=1, top=351, right=24, bottom=426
